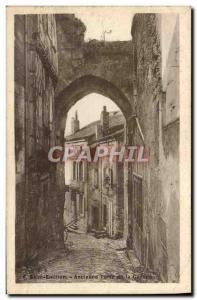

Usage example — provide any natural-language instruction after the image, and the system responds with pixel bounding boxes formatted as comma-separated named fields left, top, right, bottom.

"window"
left=110, top=168, right=113, bottom=186
left=73, top=161, right=76, bottom=180
left=103, top=204, right=107, bottom=227
left=73, top=161, right=84, bottom=181
left=103, top=167, right=113, bottom=187
left=79, top=161, right=84, bottom=181
left=94, top=168, right=98, bottom=187
left=103, top=167, right=107, bottom=182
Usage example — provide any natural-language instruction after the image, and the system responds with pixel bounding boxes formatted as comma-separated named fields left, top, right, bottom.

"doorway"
left=108, top=201, right=113, bottom=237
left=103, top=204, right=107, bottom=228
left=92, top=206, right=99, bottom=230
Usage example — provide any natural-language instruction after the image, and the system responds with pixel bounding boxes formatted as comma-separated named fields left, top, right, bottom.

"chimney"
left=71, top=111, right=80, bottom=134
left=100, top=106, right=109, bottom=136
left=95, top=123, right=102, bottom=140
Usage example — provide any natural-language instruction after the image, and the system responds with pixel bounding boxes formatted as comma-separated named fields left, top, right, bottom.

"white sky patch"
left=74, top=8, right=134, bottom=41
left=65, top=93, right=121, bottom=136
left=161, top=14, right=179, bottom=76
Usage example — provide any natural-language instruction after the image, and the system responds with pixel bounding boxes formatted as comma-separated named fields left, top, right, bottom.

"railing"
left=64, top=215, right=82, bottom=230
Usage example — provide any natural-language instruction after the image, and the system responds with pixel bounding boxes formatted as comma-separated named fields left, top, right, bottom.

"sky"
left=74, top=8, right=134, bottom=41
left=65, top=93, right=121, bottom=136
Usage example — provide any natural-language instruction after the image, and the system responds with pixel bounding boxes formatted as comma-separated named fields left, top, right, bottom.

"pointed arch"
left=55, top=75, right=133, bottom=133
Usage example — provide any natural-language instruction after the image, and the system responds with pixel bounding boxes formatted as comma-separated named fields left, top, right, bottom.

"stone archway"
left=56, top=74, right=133, bottom=137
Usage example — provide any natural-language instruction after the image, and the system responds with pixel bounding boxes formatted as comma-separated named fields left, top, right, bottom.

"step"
left=94, top=230, right=108, bottom=238
left=68, top=226, right=78, bottom=231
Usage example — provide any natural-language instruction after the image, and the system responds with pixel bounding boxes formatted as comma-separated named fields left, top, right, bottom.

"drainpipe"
left=100, top=157, right=103, bottom=230
left=24, top=15, right=29, bottom=264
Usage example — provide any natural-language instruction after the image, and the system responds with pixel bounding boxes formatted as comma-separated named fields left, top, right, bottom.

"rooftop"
left=65, top=110, right=125, bottom=142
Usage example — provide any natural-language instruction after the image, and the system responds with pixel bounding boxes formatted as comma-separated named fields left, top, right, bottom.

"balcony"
left=69, top=180, right=85, bottom=192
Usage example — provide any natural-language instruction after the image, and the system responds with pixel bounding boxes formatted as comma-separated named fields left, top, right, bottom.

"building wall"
left=15, top=14, right=59, bottom=268
left=87, top=138, right=125, bottom=238
left=15, top=15, right=26, bottom=266
left=159, top=18, right=180, bottom=282
left=131, top=13, right=179, bottom=282
left=64, top=140, right=88, bottom=233
left=64, top=134, right=125, bottom=239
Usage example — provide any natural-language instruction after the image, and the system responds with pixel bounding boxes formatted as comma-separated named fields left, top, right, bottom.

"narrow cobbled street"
left=18, top=232, right=137, bottom=283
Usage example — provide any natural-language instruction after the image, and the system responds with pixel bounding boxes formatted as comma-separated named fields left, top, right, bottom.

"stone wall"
left=159, top=17, right=179, bottom=282
left=55, top=14, right=133, bottom=104
left=15, top=14, right=62, bottom=268
left=15, top=15, right=26, bottom=267
left=131, top=13, right=179, bottom=282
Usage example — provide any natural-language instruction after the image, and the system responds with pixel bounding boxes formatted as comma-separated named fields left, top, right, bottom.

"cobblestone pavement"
left=19, top=232, right=137, bottom=283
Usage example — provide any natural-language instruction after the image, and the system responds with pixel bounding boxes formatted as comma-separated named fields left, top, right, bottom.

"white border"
left=5, top=3, right=192, bottom=296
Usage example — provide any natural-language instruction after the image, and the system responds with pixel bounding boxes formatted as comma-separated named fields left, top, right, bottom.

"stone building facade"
left=64, top=107, right=125, bottom=239
left=15, top=14, right=59, bottom=267
left=131, top=14, right=180, bottom=282
left=87, top=110, right=125, bottom=238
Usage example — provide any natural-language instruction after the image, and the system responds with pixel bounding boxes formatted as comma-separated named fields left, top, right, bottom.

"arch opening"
left=55, top=75, right=133, bottom=135
left=55, top=76, right=133, bottom=245
left=65, top=93, right=123, bottom=136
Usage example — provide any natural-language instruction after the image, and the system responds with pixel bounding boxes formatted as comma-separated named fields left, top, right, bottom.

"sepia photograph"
left=6, top=6, right=191, bottom=294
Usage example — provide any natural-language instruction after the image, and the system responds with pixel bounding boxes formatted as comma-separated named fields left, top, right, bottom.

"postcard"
left=6, top=6, right=191, bottom=294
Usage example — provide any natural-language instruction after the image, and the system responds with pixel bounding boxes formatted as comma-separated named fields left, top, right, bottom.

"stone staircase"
left=90, top=229, right=108, bottom=239
left=65, top=217, right=86, bottom=234
left=68, top=222, right=78, bottom=231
